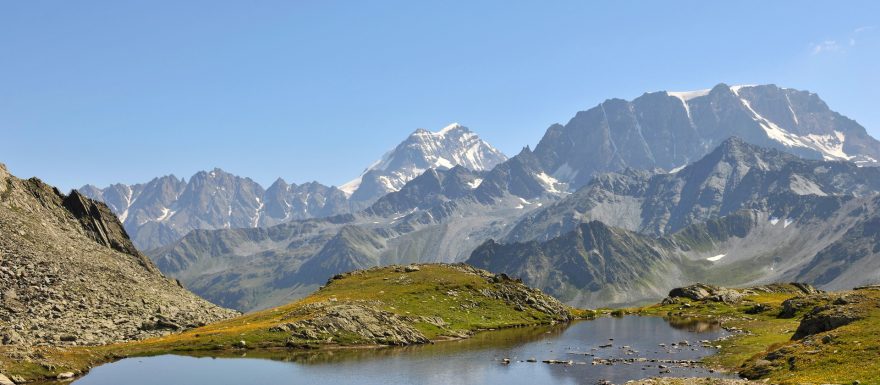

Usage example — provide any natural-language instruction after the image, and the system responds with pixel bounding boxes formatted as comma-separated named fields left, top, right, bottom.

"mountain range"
left=80, top=124, right=506, bottom=250
left=81, top=83, right=880, bottom=312
left=470, top=137, right=880, bottom=306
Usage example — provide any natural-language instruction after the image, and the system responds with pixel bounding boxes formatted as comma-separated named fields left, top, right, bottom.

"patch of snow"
left=707, top=254, right=726, bottom=262
left=668, top=164, right=687, bottom=174
left=514, top=204, right=524, bottom=209
left=667, top=89, right=711, bottom=102
left=667, top=89, right=710, bottom=121
left=785, top=93, right=799, bottom=126
left=467, top=178, right=483, bottom=189
left=729, top=85, right=757, bottom=94
left=769, top=217, right=780, bottom=225
left=535, top=172, right=562, bottom=194
left=784, top=218, right=793, bottom=228
left=734, top=86, right=854, bottom=161
left=805, top=131, right=852, bottom=161
left=252, top=198, right=264, bottom=227
left=437, top=122, right=462, bottom=135
left=118, top=185, right=133, bottom=223
left=433, top=157, right=454, bottom=169
left=156, top=207, right=175, bottom=222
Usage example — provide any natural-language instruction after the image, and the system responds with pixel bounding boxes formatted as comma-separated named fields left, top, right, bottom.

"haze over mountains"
left=81, top=83, right=880, bottom=312
left=81, top=123, right=506, bottom=250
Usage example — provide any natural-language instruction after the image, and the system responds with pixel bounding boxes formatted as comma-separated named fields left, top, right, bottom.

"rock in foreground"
left=0, top=163, right=237, bottom=350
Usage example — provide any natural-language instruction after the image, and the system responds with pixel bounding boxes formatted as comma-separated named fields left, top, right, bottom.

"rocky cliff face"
left=0, top=164, right=236, bottom=348
left=532, top=84, right=880, bottom=189
left=506, top=137, right=880, bottom=242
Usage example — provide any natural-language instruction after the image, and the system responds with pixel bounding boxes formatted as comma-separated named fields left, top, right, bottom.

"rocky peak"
left=62, top=189, right=144, bottom=261
left=533, top=84, right=880, bottom=189
left=342, top=123, right=507, bottom=205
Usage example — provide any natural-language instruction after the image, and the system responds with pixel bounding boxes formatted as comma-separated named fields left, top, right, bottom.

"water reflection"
left=664, top=316, right=722, bottom=333
left=68, top=316, right=737, bottom=385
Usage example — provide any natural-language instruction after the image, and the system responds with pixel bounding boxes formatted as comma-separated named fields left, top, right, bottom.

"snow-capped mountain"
left=81, top=123, right=507, bottom=250
left=533, top=83, right=880, bottom=188
left=340, top=123, right=508, bottom=205
left=80, top=169, right=349, bottom=250
left=131, top=83, right=880, bottom=312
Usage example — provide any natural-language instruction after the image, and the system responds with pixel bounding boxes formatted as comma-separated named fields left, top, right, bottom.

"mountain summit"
left=340, top=123, right=508, bottom=205
left=533, top=84, right=880, bottom=188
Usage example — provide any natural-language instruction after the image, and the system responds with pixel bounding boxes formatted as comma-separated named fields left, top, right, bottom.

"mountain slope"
left=506, top=137, right=880, bottom=242
left=341, top=123, right=508, bottom=205
left=149, top=159, right=566, bottom=312
left=0, top=163, right=236, bottom=348
left=532, top=84, right=880, bottom=189
left=471, top=139, right=880, bottom=308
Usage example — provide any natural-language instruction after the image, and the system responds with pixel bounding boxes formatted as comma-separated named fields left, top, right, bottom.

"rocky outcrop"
left=0, top=164, right=237, bottom=348
left=274, top=303, right=430, bottom=346
left=791, top=293, right=868, bottom=340
left=740, top=288, right=879, bottom=380
left=665, top=283, right=744, bottom=304
left=624, top=378, right=760, bottom=385
left=664, top=283, right=821, bottom=306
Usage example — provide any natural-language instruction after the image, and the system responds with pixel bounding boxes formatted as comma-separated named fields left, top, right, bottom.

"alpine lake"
left=58, top=316, right=737, bottom=385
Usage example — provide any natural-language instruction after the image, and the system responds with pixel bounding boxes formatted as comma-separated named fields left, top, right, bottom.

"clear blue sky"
left=2, top=1, right=878, bottom=191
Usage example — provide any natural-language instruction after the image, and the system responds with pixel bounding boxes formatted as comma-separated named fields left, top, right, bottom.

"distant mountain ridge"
left=532, top=83, right=880, bottom=189
left=81, top=123, right=507, bottom=250
left=80, top=169, right=350, bottom=250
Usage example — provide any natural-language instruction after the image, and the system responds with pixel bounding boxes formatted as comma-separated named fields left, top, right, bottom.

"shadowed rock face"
left=0, top=164, right=237, bottom=348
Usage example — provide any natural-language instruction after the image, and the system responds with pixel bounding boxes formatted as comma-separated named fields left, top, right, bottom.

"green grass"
left=0, top=264, right=577, bottom=382
left=631, top=286, right=880, bottom=384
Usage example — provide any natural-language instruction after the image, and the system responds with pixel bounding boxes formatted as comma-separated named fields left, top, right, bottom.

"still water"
left=71, top=316, right=735, bottom=385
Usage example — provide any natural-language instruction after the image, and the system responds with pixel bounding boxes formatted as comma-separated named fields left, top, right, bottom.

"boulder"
left=666, top=283, right=743, bottom=304
left=792, top=304, right=864, bottom=340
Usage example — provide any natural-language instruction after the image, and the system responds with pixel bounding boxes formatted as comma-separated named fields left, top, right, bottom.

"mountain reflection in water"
left=69, top=316, right=737, bottom=385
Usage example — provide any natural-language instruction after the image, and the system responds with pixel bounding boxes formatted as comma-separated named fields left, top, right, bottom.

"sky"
left=2, top=1, right=879, bottom=191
